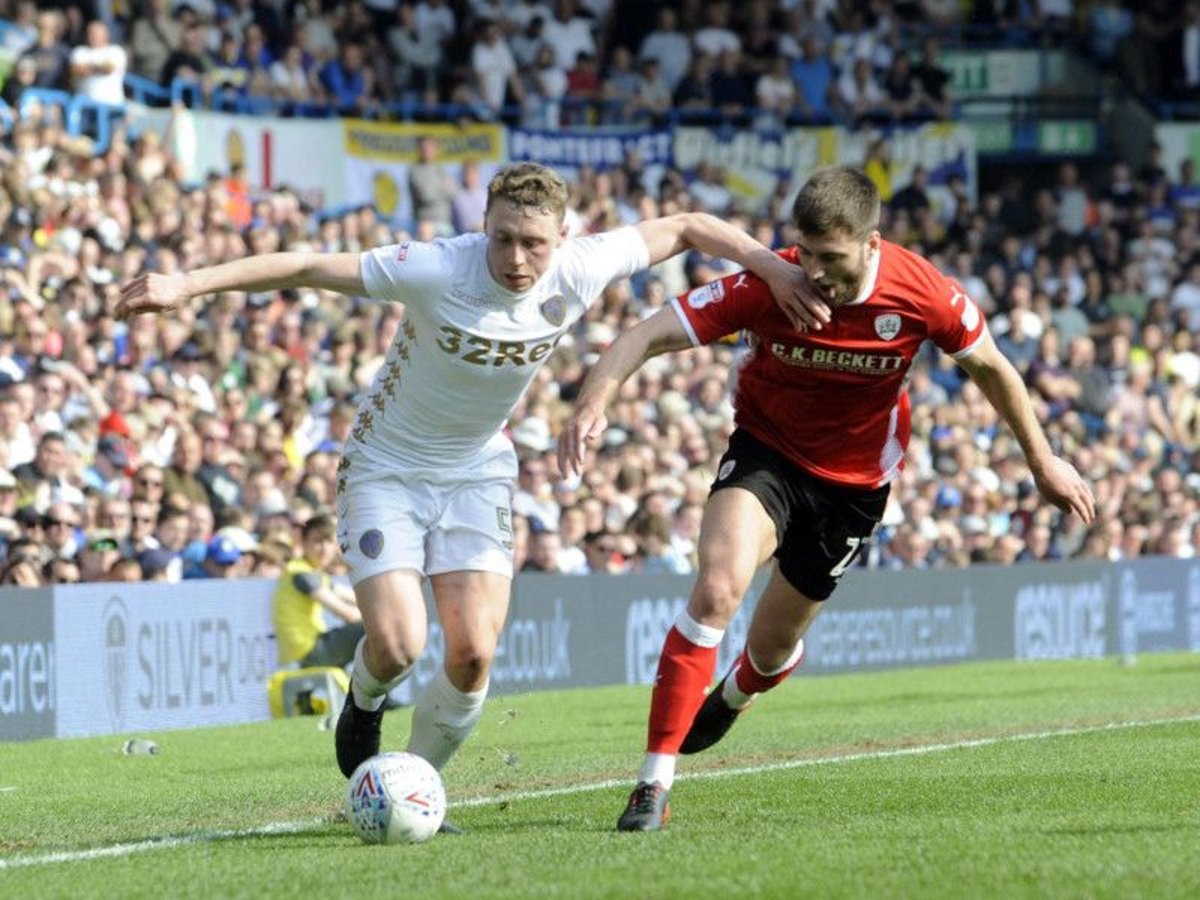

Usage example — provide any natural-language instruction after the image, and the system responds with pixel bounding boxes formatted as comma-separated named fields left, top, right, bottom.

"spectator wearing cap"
left=138, top=546, right=177, bottom=583
left=83, top=434, right=130, bottom=497
left=201, top=532, right=246, bottom=579
left=272, top=513, right=363, bottom=668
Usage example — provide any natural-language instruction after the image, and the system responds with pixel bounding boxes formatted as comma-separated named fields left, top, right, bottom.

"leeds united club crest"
left=540, top=295, right=566, bottom=327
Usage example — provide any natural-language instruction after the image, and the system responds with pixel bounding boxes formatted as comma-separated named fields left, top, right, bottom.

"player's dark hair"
left=486, top=162, right=569, bottom=222
left=792, top=167, right=881, bottom=240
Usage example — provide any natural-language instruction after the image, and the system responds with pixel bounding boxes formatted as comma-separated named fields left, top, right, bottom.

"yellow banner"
left=342, top=121, right=504, bottom=163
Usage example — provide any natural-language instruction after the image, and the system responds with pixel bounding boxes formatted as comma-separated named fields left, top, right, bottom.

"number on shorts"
left=829, top=536, right=863, bottom=578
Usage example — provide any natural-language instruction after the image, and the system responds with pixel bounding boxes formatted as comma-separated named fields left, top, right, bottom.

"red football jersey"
left=671, top=241, right=987, bottom=488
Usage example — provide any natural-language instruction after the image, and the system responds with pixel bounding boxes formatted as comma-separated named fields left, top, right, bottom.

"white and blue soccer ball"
left=345, top=752, right=447, bottom=845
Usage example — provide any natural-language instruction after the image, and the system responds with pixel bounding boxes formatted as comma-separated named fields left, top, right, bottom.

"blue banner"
left=508, top=128, right=673, bottom=170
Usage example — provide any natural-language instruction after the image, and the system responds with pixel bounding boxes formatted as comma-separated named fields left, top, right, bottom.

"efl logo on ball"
left=345, top=752, right=447, bottom=845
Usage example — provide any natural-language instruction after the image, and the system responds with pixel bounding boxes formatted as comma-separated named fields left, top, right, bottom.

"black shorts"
left=710, top=428, right=889, bottom=601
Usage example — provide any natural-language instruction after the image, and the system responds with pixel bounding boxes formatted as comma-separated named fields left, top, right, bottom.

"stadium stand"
left=0, top=0, right=1195, bottom=586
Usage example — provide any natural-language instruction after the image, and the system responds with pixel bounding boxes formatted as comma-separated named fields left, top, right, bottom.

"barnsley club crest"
left=874, top=314, right=901, bottom=341
left=540, top=295, right=566, bottom=327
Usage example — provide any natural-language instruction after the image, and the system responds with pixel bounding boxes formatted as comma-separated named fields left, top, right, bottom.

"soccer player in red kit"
left=559, top=167, right=1095, bottom=831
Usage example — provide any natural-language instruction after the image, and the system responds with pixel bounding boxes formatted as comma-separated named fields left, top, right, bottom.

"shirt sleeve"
left=291, top=572, right=323, bottom=596
left=556, top=226, right=650, bottom=306
left=669, top=269, right=773, bottom=346
left=925, top=272, right=988, bottom=359
left=359, top=240, right=452, bottom=311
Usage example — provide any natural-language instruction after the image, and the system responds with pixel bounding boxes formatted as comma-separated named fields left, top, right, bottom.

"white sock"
left=721, top=662, right=752, bottom=709
left=350, top=638, right=413, bottom=712
left=638, top=752, right=677, bottom=790
left=721, top=639, right=805, bottom=710
left=406, top=668, right=488, bottom=770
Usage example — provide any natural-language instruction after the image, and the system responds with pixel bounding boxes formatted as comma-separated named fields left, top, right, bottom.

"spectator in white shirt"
left=639, top=6, right=691, bottom=92
left=540, top=0, right=596, bottom=70
left=471, top=18, right=522, bottom=114
left=693, top=3, right=740, bottom=58
left=415, top=0, right=457, bottom=49
left=70, top=19, right=127, bottom=106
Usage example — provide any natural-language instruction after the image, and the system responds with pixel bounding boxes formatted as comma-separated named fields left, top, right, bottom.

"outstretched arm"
left=115, top=252, right=364, bottom=318
left=636, top=213, right=830, bottom=330
left=558, top=307, right=691, bottom=478
left=956, top=332, right=1095, bottom=523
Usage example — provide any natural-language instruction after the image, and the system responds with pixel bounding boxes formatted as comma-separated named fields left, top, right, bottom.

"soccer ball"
left=345, top=752, right=447, bottom=845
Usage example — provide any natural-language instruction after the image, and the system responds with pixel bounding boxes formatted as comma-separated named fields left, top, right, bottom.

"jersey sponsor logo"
left=395, top=242, right=410, bottom=262
left=686, top=281, right=725, bottom=310
left=769, top=342, right=906, bottom=374
left=435, top=325, right=562, bottom=367
left=540, top=295, right=566, bottom=327
left=874, top=314, right=901, bottom=341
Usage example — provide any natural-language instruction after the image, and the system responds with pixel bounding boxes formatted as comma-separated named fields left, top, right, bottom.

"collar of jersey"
left=841, top=242, right=883, bottom=306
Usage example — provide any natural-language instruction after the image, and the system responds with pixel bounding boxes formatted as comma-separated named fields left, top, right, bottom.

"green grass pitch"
left=2, top=654, right=1199, bottom=899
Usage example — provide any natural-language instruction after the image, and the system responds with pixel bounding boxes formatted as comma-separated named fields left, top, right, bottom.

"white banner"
left=124, top=104, right=345, bottom=209
left=673, top=122, right=976, bottom=214
left=53, top=580, right=276, bottom=738
left=1156, top=123, right=1200, bottom=185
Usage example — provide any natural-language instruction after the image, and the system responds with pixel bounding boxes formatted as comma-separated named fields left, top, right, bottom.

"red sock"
left=733, top=644, right=804, bottom=696
left=646, top=626, right=719, bottom=754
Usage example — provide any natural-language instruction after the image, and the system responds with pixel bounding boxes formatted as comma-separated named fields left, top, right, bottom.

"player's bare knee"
left=690, top=571, right=747, bottom=623
left=368, top=633, right=424, bottom=678
left=445, top=648, right=492, bottom=684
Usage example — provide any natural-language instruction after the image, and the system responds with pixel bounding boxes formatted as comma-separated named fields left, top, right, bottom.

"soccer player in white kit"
left=116, top=163, right=819, bottom=830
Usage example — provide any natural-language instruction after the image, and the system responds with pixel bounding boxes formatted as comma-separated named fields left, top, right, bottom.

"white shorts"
left=335, top=462, right=515, bottom=585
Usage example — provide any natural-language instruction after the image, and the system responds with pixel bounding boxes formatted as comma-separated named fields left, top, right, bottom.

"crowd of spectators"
left=1, top=1, right=1194, bottom=125
left=0, top=1, right=1197, bottom=587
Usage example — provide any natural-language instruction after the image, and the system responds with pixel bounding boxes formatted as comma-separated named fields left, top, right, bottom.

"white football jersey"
left=350, top=227, right=649, bottom=477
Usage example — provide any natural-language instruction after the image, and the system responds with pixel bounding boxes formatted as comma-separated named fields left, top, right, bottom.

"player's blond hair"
left=792, top=166, right=881, bottom=240
left=486, top=163, right=569, bottom=222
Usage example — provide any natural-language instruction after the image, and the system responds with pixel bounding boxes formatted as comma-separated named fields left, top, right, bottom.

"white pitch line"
left=0, top=820, right=326, bottom=870
left=2, top=713, right=1197, bottom=870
